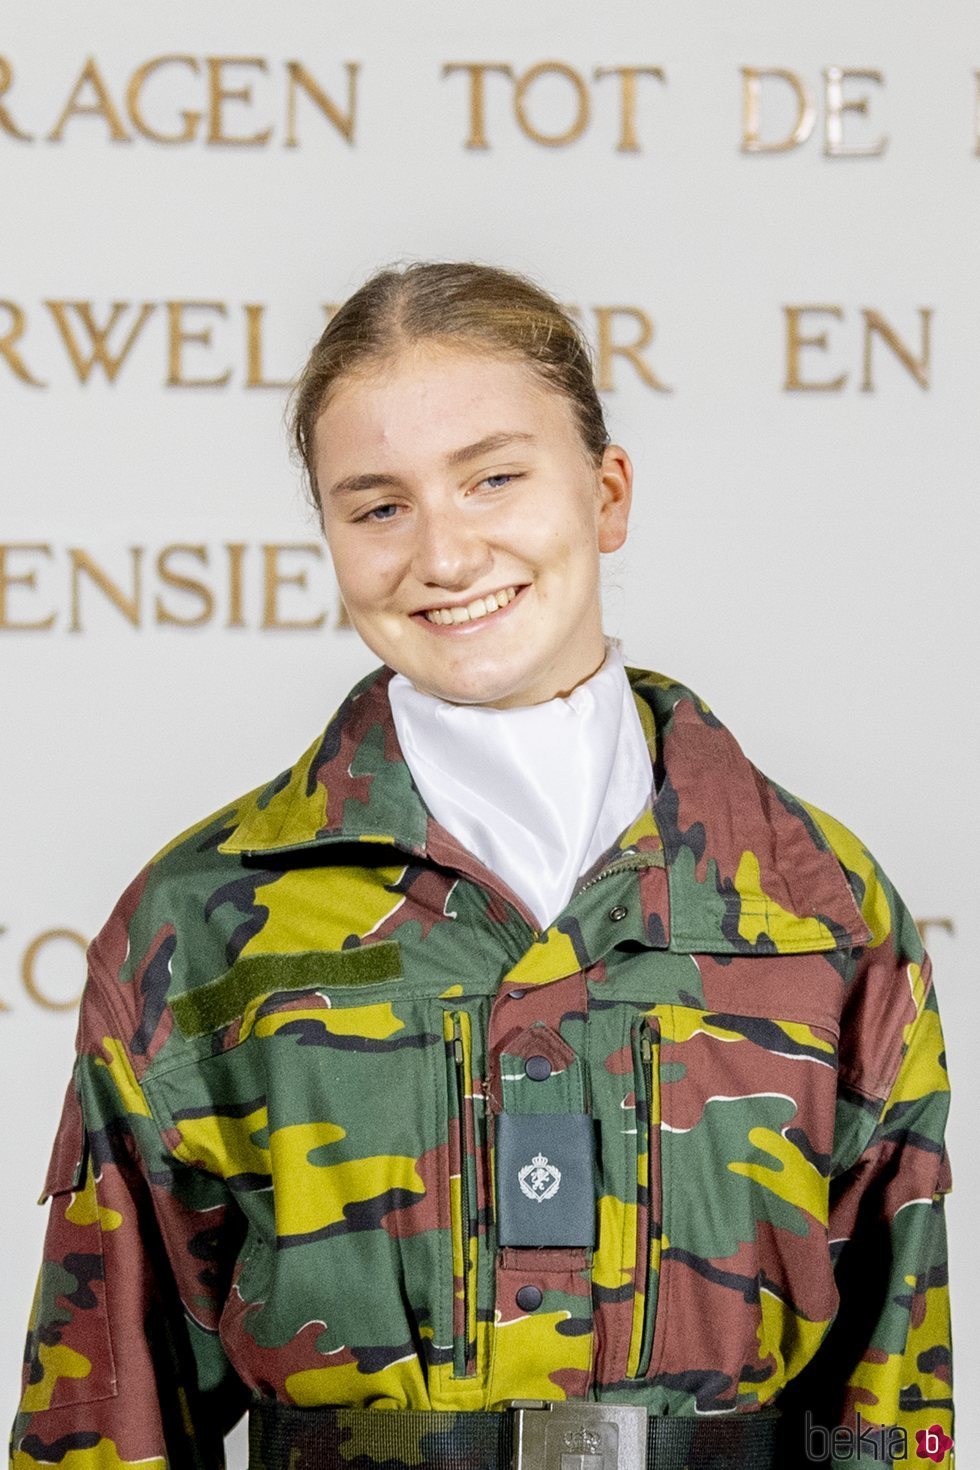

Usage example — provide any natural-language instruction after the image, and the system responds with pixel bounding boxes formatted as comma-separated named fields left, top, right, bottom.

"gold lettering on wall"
left=126, top=55, right=203, bottom=144
left=48, top=56, right=131, bottom=142
left=226, top=542, right=247, bottom=628
left=46, top=301, right=156, bottom=384
left=443, top=60, right=664, bottom=149
left=245, top=304, right=292, bottom=389
left=69, top=547, right=142, bottom=631
left=0, top=301, right=665, bottom=390
left=0, top=542, right=341, bottom=632
left=21, top=929, right=87, bottom=1011
left=593, top=66, right=665, bottom=152
left=0, top=925, right=8, bottom=1012
left=0, top=54, right=358, bottom=146
left=861, top=308, right=931, bottom=390
left=784, top=306, right=932, bottom=391
left=166, top=301, right=232, bottom=387
left=0, top=53, right=912, bottom=154
left=0, top=543, right=55, bottom=630
left=0, top=55, right=32, bottom=140
left=741, top=66, right=886, bottom=155
left=594, top=307, right=669, bottom=392
left=916, top=917, right=955, bottom=945
left=784, top=306, right=847, bottom=391
left=261, top=544, right=327, bottom=629
left=442, top=62, right=513, bottom=149
left=741, top=68, right=816, bottom=153
left=0, top=302, right=45, bottom=386
left=154, top=545, right=214, bottom=626
left=205, top=56, right=272, bottom=146
left=284, top=60, right=358, bottom=146
left=823, top=68, right=887, bottom=157
left=513, top=61, right=591, bottom=147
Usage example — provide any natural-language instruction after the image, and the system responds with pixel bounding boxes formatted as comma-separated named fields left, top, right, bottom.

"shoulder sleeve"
left=776, top=811, right=954, bottom=1468
left=9, top=940, right=251, bottom=1470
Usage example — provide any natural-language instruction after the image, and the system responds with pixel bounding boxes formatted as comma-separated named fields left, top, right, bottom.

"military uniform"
left=10, top=664, right=954, bottom=1470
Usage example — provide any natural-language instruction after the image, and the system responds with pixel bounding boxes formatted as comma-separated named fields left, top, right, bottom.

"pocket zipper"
left=627, top=1016, right=661, bottom=1379
left=448, top=1013, right=477, bottom=1377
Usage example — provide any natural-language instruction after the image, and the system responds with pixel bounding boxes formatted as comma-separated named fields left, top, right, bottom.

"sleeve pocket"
left=21, top=1072, right=119, bottom=1410
left=935, top=1143, right=953, bottom=1196
left=38, top=1074, right=89, bottom=1203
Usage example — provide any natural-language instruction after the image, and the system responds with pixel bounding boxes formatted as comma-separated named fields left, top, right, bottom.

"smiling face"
left=315, top=342, right=632, bottom=707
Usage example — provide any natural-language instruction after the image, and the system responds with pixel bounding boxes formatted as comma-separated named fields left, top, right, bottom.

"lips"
left=417, top=582, right=531, bottom=635
left=422, top=585, right=520, bottom=626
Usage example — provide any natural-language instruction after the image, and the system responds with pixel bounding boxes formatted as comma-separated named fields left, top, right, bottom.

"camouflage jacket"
left=11, top=664, right=954, bottom=1470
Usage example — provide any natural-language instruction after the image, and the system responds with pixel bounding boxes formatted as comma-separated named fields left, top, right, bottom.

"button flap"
left=38, top=1074, right=89, bottom=1203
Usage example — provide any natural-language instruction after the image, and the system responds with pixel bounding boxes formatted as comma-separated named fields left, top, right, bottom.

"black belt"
left=248, top=1397, right=781, bottom=1470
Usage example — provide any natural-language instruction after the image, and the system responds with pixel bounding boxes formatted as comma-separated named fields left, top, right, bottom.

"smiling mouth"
left=422, top=585, right=521, bottom=626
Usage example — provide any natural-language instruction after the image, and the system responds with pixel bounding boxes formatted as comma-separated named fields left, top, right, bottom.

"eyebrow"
left=446, top=430, right=535, bottom=467
left=327, top=431, right=536, bottom=498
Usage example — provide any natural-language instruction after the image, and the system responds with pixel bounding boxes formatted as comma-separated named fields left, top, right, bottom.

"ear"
left=596, top=444, right=632, bottom=552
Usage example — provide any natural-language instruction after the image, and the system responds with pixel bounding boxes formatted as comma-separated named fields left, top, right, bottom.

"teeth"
left=424, top=586, right=518, bottom=625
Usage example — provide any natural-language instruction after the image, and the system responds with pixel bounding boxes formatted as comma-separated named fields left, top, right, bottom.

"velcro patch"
left=170, top=943, right=403, bottom=1038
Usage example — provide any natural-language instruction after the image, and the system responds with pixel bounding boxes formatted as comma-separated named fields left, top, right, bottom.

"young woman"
left=12, top=263, right=953, bottom=1470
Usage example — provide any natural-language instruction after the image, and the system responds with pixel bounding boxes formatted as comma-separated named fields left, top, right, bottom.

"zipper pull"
left=640, top=1030, right=653, bottom=1065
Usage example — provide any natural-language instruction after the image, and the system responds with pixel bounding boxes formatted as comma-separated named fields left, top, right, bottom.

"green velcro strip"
left=170, top=942, right=403, bottom=1038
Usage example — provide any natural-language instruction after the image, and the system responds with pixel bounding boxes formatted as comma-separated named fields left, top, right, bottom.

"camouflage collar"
left=218, top=663, right=871, bottom=955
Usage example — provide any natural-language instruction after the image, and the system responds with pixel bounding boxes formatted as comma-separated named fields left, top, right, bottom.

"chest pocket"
left=585, top=942, right=844, bottom=1402
left=628, top=981, right=841, bottom=1402
left=156, top=945, right=495, bottom=1406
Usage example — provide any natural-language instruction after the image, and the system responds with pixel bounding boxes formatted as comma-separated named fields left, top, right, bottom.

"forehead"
left=312, top=344, right=577, bottom=465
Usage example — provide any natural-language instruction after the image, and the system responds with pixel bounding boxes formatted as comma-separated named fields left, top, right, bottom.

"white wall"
left=3, top=2, right=976, bottom=1462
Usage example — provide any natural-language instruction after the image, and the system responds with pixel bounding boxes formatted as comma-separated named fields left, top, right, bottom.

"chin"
left=412, top=660, right=532, bottom=708
left=426, top=678, right=515, bottom=707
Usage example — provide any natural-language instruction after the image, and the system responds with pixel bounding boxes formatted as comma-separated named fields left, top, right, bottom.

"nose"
left=411, top=500, right=492, bottom=592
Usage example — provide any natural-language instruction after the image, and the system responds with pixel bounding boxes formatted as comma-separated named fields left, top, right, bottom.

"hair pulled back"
left=291, top=261, right=610, bottom=518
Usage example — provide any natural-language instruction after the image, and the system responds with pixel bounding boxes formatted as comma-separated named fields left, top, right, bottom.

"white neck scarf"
left=388, top=642, right=654, bottom=929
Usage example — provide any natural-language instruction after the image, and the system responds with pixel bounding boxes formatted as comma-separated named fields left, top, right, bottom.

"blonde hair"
left=290, top=260, right=610, bottom=518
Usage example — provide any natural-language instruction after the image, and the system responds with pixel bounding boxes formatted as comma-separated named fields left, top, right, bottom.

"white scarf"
left=388, top=642, right=653, bottom=929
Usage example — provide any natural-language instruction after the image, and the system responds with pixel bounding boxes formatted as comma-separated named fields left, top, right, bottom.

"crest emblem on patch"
left=519, top=1151, right=562, bottom=1203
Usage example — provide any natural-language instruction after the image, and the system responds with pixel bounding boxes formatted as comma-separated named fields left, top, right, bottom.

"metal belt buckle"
left=510, top=1401, right=648, bottom=1470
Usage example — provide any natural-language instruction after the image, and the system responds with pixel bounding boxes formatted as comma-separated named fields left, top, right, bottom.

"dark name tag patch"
left=496, top=1112, right=596, bottom=1248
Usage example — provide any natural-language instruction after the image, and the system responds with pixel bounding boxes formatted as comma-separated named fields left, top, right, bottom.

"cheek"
left=544, top=524, right=601, bottom=601
left=542, top=503, right=600, bottom=566
left=326, top=529, right=401, bottom=608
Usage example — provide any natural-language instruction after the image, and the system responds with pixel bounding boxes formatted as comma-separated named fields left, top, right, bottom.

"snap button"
left=524, top=1055, right=552, bottom=1081
left=608, top=905, right=628, bottom=922
left=509, top=989, right=526, bottom=999
left=516, top=1284, right=543, bottom=1312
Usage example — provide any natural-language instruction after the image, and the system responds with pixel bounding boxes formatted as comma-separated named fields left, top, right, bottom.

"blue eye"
left=363, top=503, right=399, bottom=522
left=483, top=473, right=515, bottom=489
